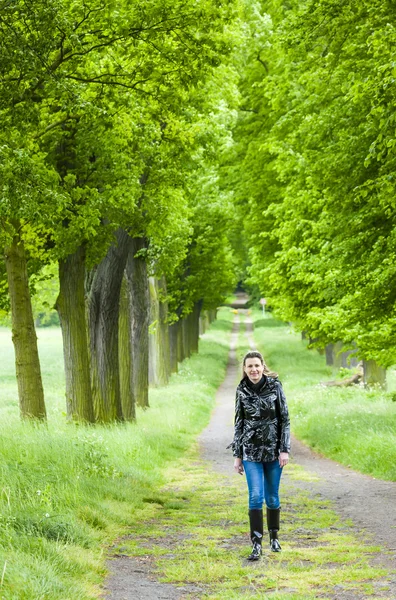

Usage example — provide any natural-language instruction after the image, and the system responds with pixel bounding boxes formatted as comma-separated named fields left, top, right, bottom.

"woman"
left=230, top=350, right=290, bottom=561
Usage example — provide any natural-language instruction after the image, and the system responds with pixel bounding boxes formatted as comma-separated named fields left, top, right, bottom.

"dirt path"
left=104, top=312, right=396, bottom=599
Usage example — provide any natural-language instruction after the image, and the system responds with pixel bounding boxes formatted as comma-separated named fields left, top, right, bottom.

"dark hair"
left=242, top=350, right=278, bottom=379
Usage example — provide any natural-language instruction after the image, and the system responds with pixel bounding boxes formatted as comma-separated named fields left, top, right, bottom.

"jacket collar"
left=240, top=375, right=268, bottom=393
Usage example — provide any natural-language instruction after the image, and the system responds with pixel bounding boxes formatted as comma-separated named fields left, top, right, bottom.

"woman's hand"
left=279, top=452, right=289, bottom=467
left=234, top=458, right=244, bottom=475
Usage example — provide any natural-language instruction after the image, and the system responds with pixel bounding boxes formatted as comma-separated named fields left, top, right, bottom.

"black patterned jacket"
left=229, top=376, right=291, bottom=462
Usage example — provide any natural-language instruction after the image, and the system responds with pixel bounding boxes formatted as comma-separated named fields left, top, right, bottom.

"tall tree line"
left=225, top=0, right=396, bottom=383
left=0, top=0, right=239, bottom=421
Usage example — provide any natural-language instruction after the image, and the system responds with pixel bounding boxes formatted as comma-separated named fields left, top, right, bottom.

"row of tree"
left=0, top=0, right=239, bottom=421
left=226, top=0, right=396, bottom=383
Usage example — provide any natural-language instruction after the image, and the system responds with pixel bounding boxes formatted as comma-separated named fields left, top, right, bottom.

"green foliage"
left=30, top=263, right=60, bottom=326
left=166, top=183, right=238, bottom=318
left=227, top=0, right=396, bottom=366
left=1, top=0, right=243, bottom=327
left=164, top=60, right=241, bottom=318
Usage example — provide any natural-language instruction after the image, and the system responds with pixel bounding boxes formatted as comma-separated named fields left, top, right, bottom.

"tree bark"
left=191, top=301, right=202, bottom=354
left=182, top=316, right=191, bottom=360
left=125, top=238, right=149, bottom=409
left=148, top=276, right=170, bottom=386
left=208, top=309, right=217, bottom=323
left=199, top=310, right=210, bottom=335
left=87, top=229, right=130, bottom=422
left=176, top=319, right=185, bottom=363
left=325, top=343, right=334, bottom=366
left=169, top=322, right=179, bottom=373
left=332, top=341, right=359, bottom=370
left=148, top=277, right=159, bottom=386
left=56, top=245, right=94, bottom=422
left=158, top=276, right=171, bottom=383
left=341, top=348, right=359, bottom=368
left=4, top=230, right=46, bottom=420
left=332, top=341, right=344, bottom=369
left=363, top=360, right=387, bottom=390
left=118, top=276, right=136, bottom=420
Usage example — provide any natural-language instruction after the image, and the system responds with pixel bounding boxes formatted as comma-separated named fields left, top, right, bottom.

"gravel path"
left=104, top=311, right=396, bottom=599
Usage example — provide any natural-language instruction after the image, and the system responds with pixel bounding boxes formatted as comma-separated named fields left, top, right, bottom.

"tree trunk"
left=332, top=341, right=344, bottom=369
left=158, top=276, right=171, bottom=382
left=182, top=316, right=191, bottom=360
left=188, top=302, right=202, bottom=355
left=4, top=231, right=46, bottom=420
left=148, top=276, right=169, bottom=386
left=118, top=276, right=136, bottom=420
left=169, top=322, right=179, bottom=373
left=56, top=246, right=94, bottom=422
left=363, top=360, right=387, bottom=390
left=208, top=309, right=217, bottom=323
left=126, top=238, right=149, bottom=409
left=332, top=341, right=358, bottom=370
left=87, top=229, right=130, bottom=422
left=325, top=343, right=334, bottom=366
left=148, top=277, right=159, bottom=386
left=341, top=348, right=359, bottom=369
left=199, top=310, right=210, bottom=335
left=176, top=319, right=185, bottom=363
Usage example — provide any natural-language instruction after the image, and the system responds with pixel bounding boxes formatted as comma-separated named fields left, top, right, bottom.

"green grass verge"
left=251, top=311, right=396, bottom=482
left=0, top=308, right=234, bottom=599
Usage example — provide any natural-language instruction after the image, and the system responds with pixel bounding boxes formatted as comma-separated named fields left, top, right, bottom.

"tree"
left=1, top=0, right=241, bottom=420
left=227, top=0, right=396, bottom=372
left=0, top=148, right=63, bottom=419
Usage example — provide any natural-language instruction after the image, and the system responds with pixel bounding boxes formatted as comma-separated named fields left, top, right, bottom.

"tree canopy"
left=2, top=0, right=396, bottom=421
left=226, top=0, right=396, bottom=367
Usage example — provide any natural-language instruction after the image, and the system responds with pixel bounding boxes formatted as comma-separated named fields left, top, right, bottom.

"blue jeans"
left=243, top=460, right=283, bottom=510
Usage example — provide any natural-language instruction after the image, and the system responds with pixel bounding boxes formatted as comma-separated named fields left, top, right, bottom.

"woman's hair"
left=242, top=350, right=278, bottom=379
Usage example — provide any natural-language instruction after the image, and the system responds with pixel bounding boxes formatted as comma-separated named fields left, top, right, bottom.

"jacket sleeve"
left=230, top=389, right=244, bottom=458
left=276, top=381, right=291, bottom=453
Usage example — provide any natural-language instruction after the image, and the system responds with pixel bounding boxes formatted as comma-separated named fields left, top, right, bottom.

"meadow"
left=0, top=308, right=395, bottom=598
left=0, top=311, right=233, bottom=599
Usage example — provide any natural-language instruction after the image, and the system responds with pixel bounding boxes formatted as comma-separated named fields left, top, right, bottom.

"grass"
left=0, top=308, right=234, bottom=599
left=1, top=306, right=395, bottom=598
left=112, top=447, right=391, bottom=599
left=251, top=311, right=396, bottom=482
left=106, top=307, right=395, bottom=599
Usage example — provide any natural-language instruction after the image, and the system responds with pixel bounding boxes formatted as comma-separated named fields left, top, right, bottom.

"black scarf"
left=245, top=375, right=266, bottom=392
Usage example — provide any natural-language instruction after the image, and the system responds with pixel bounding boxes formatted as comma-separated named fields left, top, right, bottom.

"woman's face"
left=244, top=357, right=264, bottom=384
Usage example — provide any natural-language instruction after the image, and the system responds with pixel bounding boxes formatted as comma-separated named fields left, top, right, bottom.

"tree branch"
left=257, top=53, right=269, bottom=73
left=34, top=115, right=79, bottom=139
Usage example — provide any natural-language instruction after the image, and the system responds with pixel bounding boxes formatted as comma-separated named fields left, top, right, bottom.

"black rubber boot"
left=247, top=509, right=263, bottom=561
left=266, top=507, right=282, bottom=552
